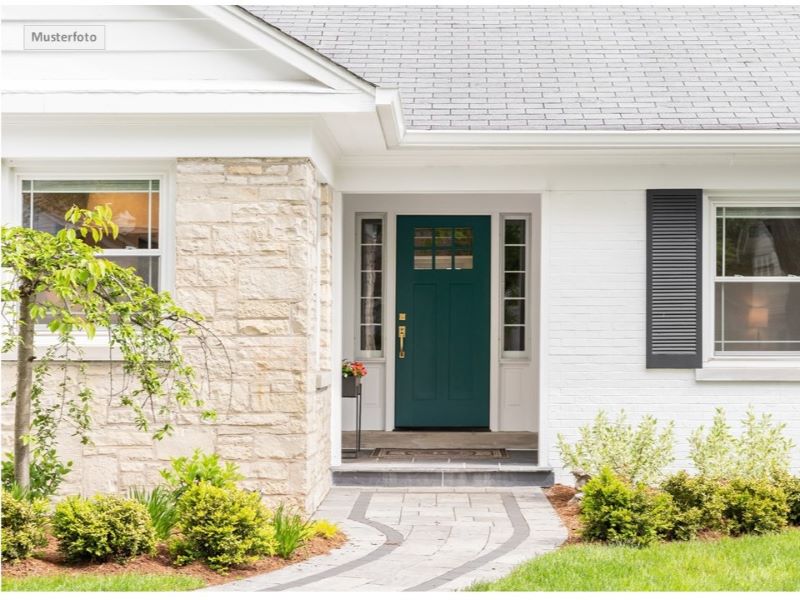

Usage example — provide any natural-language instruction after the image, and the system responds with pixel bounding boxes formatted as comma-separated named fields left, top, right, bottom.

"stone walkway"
left=206, top=487, right=567, bottom=592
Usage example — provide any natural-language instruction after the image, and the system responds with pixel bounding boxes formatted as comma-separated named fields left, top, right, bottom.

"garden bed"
left=3, top=532, right=347, bottom=588
left=543, top=484, right=582, bottom=544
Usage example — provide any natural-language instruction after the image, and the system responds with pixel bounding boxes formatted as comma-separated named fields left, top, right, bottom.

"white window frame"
left=501, top=213, right=531, bottom=360
left=2, top=160, right=176, bottom=359
left=697, top=193, right=800, bottom=381
left=355, top=212, right=385, bottom=359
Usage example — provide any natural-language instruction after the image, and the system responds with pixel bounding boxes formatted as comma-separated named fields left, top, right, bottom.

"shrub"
left=160, top=450, right=242, bottom=498
left=2, top=451, right=72, bottom=500
left=662, top=471, right=726, bottom=532
left=690, top=407, right=794, bottom=481
left=1, top=490, right=49, bottom=561
left=129, top=486, right=177, bottom=540
left=776, top=475, right=800, bottom=526
left=580, top=467, right=676, bottom=547
left=307, top=519, right=339, bottom=540
left=272, top=504, right=312, bottom=559
left=558, top=410, right=675, bottom=485
left=170, top=482, right=276, bottom=572
left=53, top=495, right=156, bottom=563
left=718, top=479, right=788, bottom=536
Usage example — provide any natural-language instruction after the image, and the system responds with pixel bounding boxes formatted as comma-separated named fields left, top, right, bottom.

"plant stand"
left=342, top=376, right=362, bottom=459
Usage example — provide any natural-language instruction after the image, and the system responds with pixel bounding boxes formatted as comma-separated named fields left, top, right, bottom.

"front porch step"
left=331, top=465, right=554, bottom=487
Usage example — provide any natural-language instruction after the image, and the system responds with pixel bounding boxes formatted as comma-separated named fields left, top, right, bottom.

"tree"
left=1, top=206, right=224, bottom=490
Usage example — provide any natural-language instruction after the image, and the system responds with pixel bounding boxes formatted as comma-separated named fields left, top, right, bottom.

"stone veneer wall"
left=1, top=157, right=333, bottom=513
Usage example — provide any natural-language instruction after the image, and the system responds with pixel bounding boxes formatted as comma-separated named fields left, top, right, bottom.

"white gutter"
left=375, top=88, right=800, bottom=150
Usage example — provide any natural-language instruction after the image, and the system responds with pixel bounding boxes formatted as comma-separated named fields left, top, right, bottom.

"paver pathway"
left=206, top=486, right=567, bottom=592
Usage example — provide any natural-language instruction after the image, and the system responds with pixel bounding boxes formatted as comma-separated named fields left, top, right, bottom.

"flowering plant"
left=342, top=360, right=367, bottom=378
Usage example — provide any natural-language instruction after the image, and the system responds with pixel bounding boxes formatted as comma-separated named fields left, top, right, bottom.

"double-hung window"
left=714, top=201, right=800, bottom=355
left=21, top=179, right=163, bottom=291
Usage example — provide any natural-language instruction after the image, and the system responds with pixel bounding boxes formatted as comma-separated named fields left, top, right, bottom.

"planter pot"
left=342, top=375, right=360, bottom=397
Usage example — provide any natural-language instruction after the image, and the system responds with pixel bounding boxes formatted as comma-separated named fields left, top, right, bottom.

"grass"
left=469, top=529, right=800, bottom=592
left=1, top=573, right=205, bottom=592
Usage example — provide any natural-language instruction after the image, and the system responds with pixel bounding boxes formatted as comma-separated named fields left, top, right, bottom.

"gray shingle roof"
left=243, top=5, right=800, bottom=131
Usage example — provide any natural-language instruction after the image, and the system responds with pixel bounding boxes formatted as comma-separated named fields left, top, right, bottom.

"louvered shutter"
left=646, top=189, right=703, bottom=368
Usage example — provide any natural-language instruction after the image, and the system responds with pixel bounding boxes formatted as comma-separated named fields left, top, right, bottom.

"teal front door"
left=395, top=216, right=491, bottom=428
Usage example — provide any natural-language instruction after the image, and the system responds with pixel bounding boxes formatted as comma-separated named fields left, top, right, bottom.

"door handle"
left=398, top=325, right=407, bottom=359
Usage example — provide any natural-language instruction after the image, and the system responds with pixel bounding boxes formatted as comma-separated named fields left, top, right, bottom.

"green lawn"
left=470, top=529, right=800, bottom=592
left=1, top=573, right=205, bottom=592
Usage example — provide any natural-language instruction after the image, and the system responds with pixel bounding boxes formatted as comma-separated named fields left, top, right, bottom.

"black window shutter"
left=646, top=189, right=703, bottom=368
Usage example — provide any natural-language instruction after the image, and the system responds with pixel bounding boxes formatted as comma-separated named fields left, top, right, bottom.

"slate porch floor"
left=205, top=486, right=567, bottom=592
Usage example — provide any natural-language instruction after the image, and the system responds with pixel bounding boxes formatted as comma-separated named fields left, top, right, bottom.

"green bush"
left=160, top=450, right=242, bottom=498
left=53, top=495, right=156, bottom=563
left=2, top=451, right=72, bottom=500
left=662, top=471, right=726, bottom=532
left=307, top=519, right=339, bottom=540
left=129, top=486, right=177, bottom=540
left=170, top=482, right=276, bottom=572
left=272, top=504, right=312, bottom=559
left=777, top=475, right=800, bottom=526
left=580, top=467, right=676, bottom=547
left=718, top=479, right=788, bottom=536
left=1, top=490, right=49, bottom=561
left=557, top=410, right=675, bottom=485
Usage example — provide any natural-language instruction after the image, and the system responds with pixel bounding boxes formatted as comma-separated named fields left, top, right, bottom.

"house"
left=2, top=5, right=799, bottom=513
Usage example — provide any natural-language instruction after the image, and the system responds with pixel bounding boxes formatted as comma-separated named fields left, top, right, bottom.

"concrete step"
left=331, top=465, right=554, bottom=487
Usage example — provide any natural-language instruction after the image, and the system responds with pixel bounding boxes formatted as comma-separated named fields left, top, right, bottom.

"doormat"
left=371, top=448, right=509, bottom=459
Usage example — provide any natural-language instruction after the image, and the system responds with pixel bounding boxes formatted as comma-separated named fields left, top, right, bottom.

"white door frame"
left=336, top=193, right=541, bottom=441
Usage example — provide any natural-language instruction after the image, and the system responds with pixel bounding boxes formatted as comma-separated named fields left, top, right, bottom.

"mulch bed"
left=2, top=533, right=347, bottom=586
left=544, top=484, right=583, bottom=544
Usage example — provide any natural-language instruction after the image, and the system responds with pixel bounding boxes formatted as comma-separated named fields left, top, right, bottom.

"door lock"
left=398, top=325, right=407, bottom=358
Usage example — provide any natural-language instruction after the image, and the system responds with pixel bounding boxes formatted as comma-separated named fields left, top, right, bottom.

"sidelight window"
left=502, top=216, right=528, bottom=356
left=357, top=215, right=384, bottom=356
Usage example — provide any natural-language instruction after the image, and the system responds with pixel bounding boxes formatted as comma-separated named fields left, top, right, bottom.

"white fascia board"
left=2, top=91, right=374, bottom=115
left=375, top=88, right=405, bottom=149
left=195, top=6, right=375, bottom=95
left=397, top=129, right=800, bottom=150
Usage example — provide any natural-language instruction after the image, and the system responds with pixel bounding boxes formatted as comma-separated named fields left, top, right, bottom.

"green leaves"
left=2, top=205, right=225, bottom=482
left=690, top=407, right=795, bottom=481
left=557, top=410, right=675, bottom=486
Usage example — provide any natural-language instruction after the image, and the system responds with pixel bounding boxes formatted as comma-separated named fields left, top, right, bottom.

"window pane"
left=435, top=248, right=452, bottom=270
left=718, top=211, right=800, bottom=276
left=22, top=180, right=158, bottom=251
left=360, top=298, right=382, bottom=325
left=361, top=218, right=383, bottom=244
left=106, top=256, right=160, bottom=290
left=414, top=228, right=433, bottom=247
left=504, top=326, right=525, bottom=352
left=454, top=246, right=473, bottom=270
left=504, top=299, right=525, bottom=325
left=360, top=325, right=382, bottom=351
left=504, top=273, right=525, bottom=298
left=414, top=247, right=433, bottom=270
left=454, top=227, right=473, bottom=247
left=435, top=227, right=452, bottom=247
left=505, top=246, right=525, bottom=271
left=361, top=271, right=382, bottom=295
left=361, top=245, right=382, bottom=271
left=505, top=219, right=525, bottom=245
left=715, top=282, right=800, bottom=352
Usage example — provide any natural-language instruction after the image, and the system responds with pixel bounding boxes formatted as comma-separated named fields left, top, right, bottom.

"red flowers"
left=342, top=360, right=367, bottom=378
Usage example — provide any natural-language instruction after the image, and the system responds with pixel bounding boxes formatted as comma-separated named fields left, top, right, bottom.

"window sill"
left=695, top=358, right=800, bottom=382
left=1, top=335, right=123, bottom=362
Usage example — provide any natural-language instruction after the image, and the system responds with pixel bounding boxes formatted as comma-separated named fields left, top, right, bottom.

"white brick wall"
left=545, top=190, right=800, bottom=482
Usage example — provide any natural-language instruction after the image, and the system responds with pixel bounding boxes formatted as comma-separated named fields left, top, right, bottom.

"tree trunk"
left=14, top=291, right=34, bottom=489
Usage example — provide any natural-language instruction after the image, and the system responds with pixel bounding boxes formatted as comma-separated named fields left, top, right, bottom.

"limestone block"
left=154, top=427, right=216, bottom=460
left=82, top=455, right=119, bottom=495
left=176, top=202, right=231, bottom=223
left=253, top=433, right=305, bottom=460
